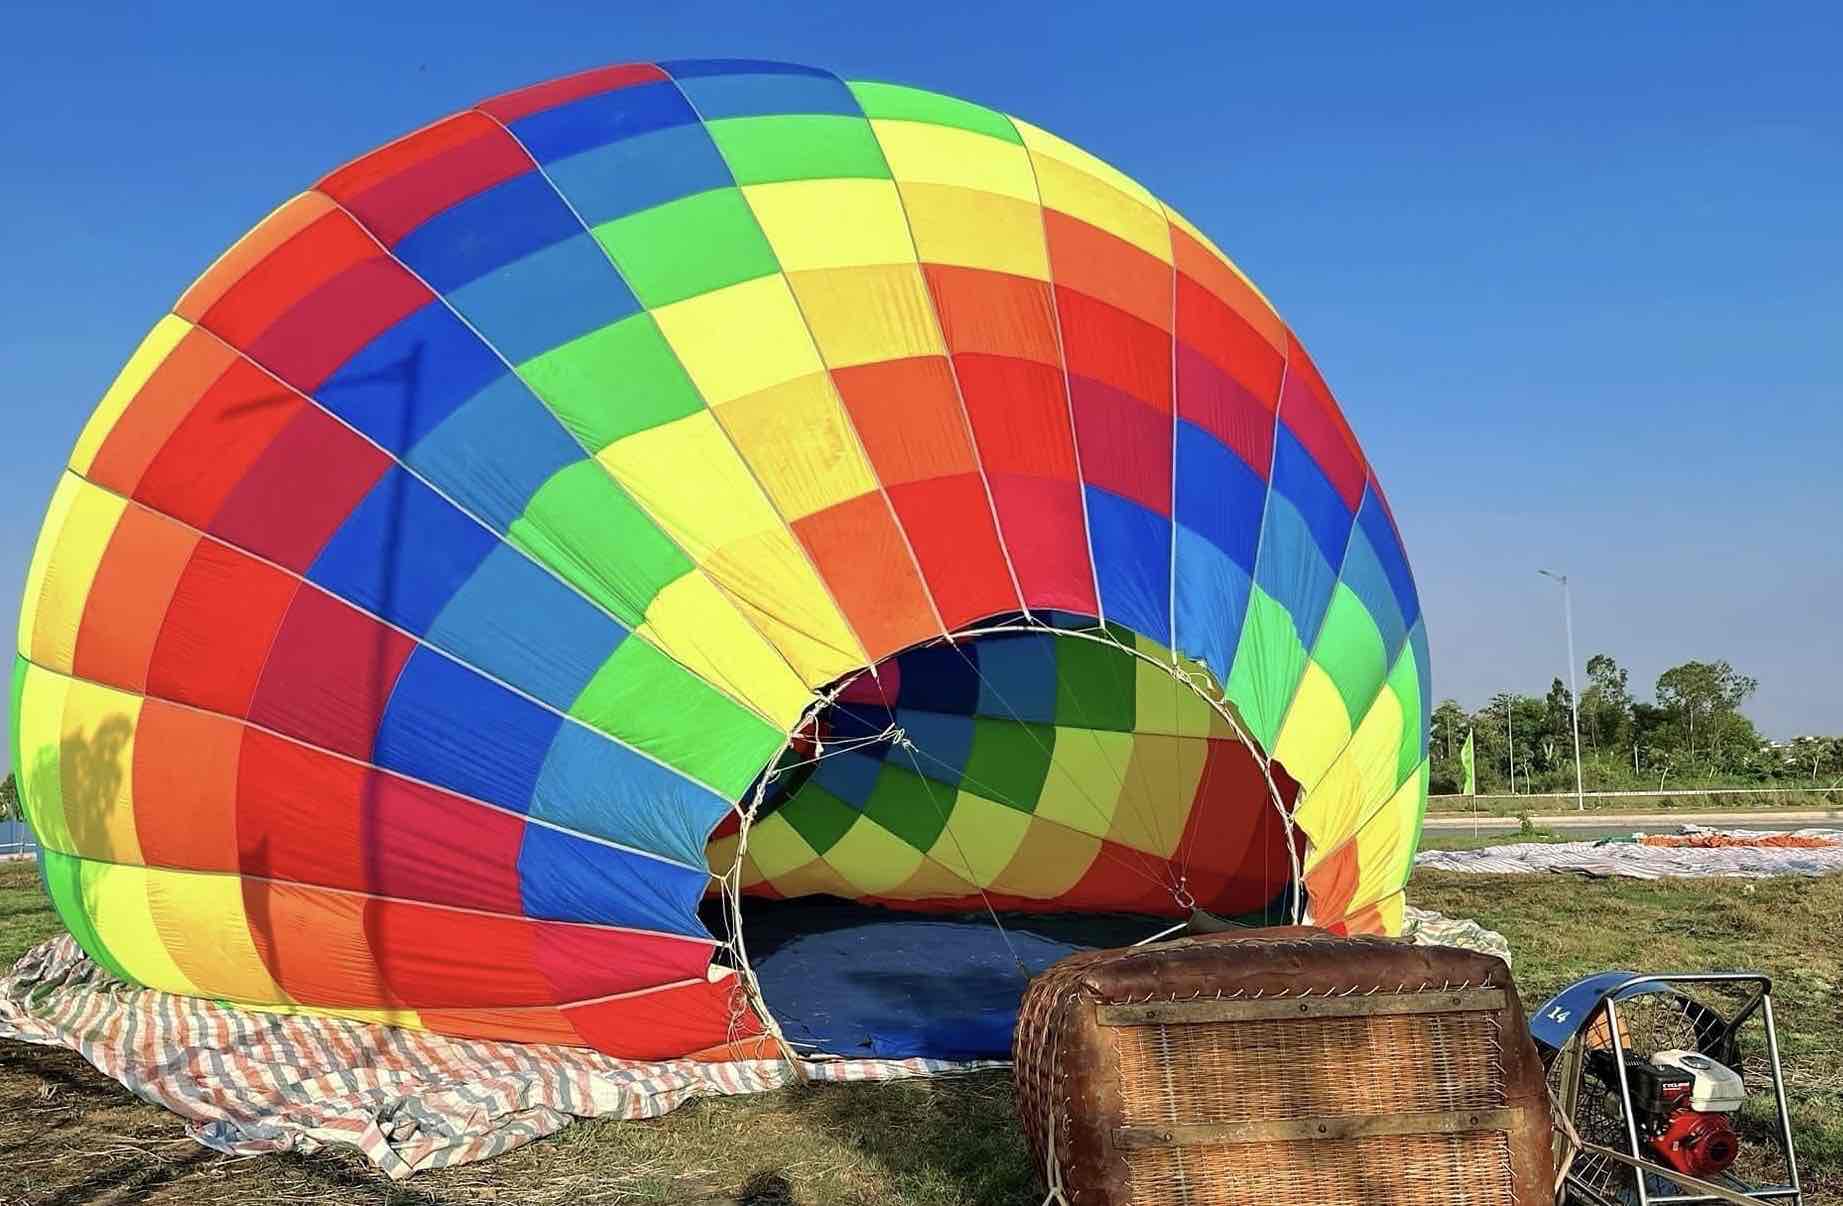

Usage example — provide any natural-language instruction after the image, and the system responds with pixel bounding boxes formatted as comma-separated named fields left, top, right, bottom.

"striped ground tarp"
left=0, top=935, right=990, bottom=1180
left=1415, top=826, right=1843, bottom=880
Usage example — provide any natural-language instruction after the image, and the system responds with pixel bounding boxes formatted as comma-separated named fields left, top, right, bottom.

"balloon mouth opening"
left=702, top=614, right=1303, bottom=1061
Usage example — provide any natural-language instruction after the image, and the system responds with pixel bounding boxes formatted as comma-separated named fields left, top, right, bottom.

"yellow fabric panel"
left=870, top=119, right=1040, bottom=202
left=1163, top=204, right=1283, bottom=322
left=145, top=866, right=291, bottom=1003
left=652, top=275, right=824, bottom=406
left=598, top=411, right=864, bottom=683
left=741, top=812, right=821, bottom=881
left=1343, top=763, right=1426, bottom=914
left=889, top=853, right=978, bottom=898
left=1110, top=734, right=1206, bottom=859
left=990, top=817, right=1101, bottom=899
left=895, top=182, right=1051, bottom=280
left=706, top=831, right=741, bottom=875
left=763, top=855, right=860, bottom=900
left=1297, top=685, right=1405, bottom=871
left=639, top=574, right=813, bottom=726
left=714, top=372, right=880, bottom=518
left=1034, top=727, right=1136, bottom=839
left=79, top=860, right=199, bottom=995
left=15, top=664, right=73, bottom=852
left=1027, top=153, right=1172, bottom=263
left=58, top=677, right=144, bottom=864
left=1132, top=659, right=1215, bottom=738
left=824, top=816, right=927, bottom=894
left=784, top=264, right=946, bottom=367
left=1013, top=119, right=1163, bottom=211
left=742, top=178, right=916, bottom=270
left=68, top=315, right=193, bottom=475
left=25, top=474, right=126, bottom=674
left=927, top=789, right=1030, bottom=887
left=17, top=475, right=79, bottom=657
left=1271, top=661, right=1353, bottom=795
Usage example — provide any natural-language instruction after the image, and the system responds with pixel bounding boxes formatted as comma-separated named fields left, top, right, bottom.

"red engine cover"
left=1649, top=1109, right=1740, bottom=1179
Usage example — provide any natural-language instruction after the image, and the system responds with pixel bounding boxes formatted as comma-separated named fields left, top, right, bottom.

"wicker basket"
left=1013, top=928, right=1554, bottom=1205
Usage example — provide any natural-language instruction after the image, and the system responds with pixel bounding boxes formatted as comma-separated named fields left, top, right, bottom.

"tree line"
left=1430, top=656, right=1842, bottom=796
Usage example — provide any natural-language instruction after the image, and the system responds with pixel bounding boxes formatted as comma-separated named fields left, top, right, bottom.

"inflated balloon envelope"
left=11, top=59, right=1429, bottom=1065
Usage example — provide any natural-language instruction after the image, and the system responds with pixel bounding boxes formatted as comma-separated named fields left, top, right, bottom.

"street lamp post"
left=1538, top=569, right=1586, bottom=812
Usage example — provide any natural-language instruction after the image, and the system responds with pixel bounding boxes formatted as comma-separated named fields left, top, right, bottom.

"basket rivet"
left=1317, top=1123, right=1327, bottom=1134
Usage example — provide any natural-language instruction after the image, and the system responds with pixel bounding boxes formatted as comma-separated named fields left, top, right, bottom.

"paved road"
left=1424, top=808, right=1840, bottom=834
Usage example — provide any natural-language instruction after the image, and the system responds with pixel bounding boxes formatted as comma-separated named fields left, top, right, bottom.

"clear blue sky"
left=3, top=1, right=1839, bottom=773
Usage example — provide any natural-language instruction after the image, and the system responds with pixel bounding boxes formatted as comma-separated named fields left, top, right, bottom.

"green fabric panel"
left=777, top=784, right=859, bottom=855
left=1312, top=585, right=1388, bottom=725
left=845, top=81, right=1023, bottom=144
left=593, top=188, right=780, bottom=308
left=507, top=461, right=692, bottom=628
left=1386, top=641, right=1424, bottom=790
left=961, top=717, right=1054, bottom=812
left=39, top=849, right=132, bottom=983
left=1053, top=639, right=1136, bottom=732
left=569, top=634, right=781, bottom=799
left=708, top=115, right=892, bottom=185
left=1225, top=586, right=1308, bottom=752
left=519, top=314, right=705, bottom=451
left=862, top=763, right=951, bottom=852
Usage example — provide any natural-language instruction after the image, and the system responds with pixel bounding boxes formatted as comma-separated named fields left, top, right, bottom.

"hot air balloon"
left=10, top=60, right=1428, bottom=1063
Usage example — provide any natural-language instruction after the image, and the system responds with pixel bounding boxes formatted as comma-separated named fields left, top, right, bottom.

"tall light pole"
left=1538, top=569, right=1586, bottom=811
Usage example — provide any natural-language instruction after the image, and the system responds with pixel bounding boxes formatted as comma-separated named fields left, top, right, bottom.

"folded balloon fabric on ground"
left=10, top=59, right=1428, bottom=1064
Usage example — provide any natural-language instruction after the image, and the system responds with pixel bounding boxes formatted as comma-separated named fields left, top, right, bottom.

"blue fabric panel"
left=827, top=701, right=895, bottom=744
left=1337, top=524, right=1409, bottom=667
left=404, top=375, right=582, bottom=531
left=971, top=633, right=1058, bottom=724
left=1173, top=525, right=1253, bottom=692
left=663, top=58, right=833, bottom=79
left=892, top=643, right=980, bottom=716
left=1174, top=419, right=1265, bottom=574
left=517, top=823, right=708, bottom=936
left=309, top=467, right=498, bottom=635
left=1409, top=619, right=1433, bottom=756
left=426, top=543, right=625, bottom=713
left=896, top=708, right=976, bottom=777
left=508, top=80, right=699, bottom=163
left=1254, top=494, right=1338, bottom=649
left=528, top=722, right=730, bottom=868
left=316, top=301, right=505, bottom=456
left=1272, top=425, right=1354, bottom=570
left=1083, top=486, right=1172, bottom=647
left=374, top=647, right=561, bottom=813
left=545, top=123, right=733, bottom=225
left=394, top=173, right=578, bottom=293
left=444, top=233, right=640, bottom=365
left=670, top=69, right=859, bottom=120
left=812, top=747, right=884, bottom=809
left=1358, top=490, right=1420, bottom=629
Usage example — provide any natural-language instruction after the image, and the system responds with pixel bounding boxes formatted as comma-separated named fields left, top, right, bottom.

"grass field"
left=1, top=856, right=1839, bottom=1205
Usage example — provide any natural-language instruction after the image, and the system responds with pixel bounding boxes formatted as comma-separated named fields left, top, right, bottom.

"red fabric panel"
left=372, top=904, right=554, bottom=1008
left=561, top=978, right=752, bottom=1062
left=1176, top=342, right=1274, bottom=478
left=1175, top=273, right=1285, bottom=404
left=1168, top=225, right=1287, bottom=354
left=134, top=360, right=305, bottom=531
left=237, top=727, right=367, bottom=888
left=247, top=587, right=414, bottom=759
left=132, top=701, right=243, bottom=873
left=176, top=194, right=336, bottom=324
left=984, top=474, right=1098, bottom=615
left=1043, top=211, right=1171, bottom=331
left=317, top=112, right=531, bottom=246
left=885, top=474, right=1018, bottom=631
left=245, top=258, right=432, bottom=393
left=952, top=354, right=1078, bottom=479
left=209, top=406, right=391, bottom=573
left=241, top=879, right=401, bottom=1007
left=194, top=210, right=380, bottom=350
left=532, top=920, right=714, bottom=1003
left=363, top=771, right=525, bottom=916
left=74, top=506, right=198, bottom=693
left=1069, top=375, right=1171, bottom=515
left=830, top=357, right=976, bottom=484
left=87, top=328, right=238, bottom=497
left=1278, top=333, right=1367, bottom=510
left=792, top=493, right=941, bottom=661
left=922, top=265, right=1060, bottom=365
left=478, top=63, right=669, bottom=122
left=146, top=543, right=299, bottom=716
left=1054, top=288, right=1171, bottom=413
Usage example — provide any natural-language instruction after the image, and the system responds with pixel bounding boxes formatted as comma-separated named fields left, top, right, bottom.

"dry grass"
left=0, top=859, right=1838, bottom=1204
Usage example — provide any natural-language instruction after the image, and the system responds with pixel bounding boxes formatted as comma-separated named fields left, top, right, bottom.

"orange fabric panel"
left=133, top=701, right=244, bottom=874
left=73, top=506, right=199, bottom=694
left=830, top=357, right=978, bottom=484
left=1044, top=211, right=1172, bottom=332
left=418, top=1002, right=586, bottom=1048
left=923, top=265, right=1060, bottom=365
left=86, top=328, right=240, bottom=497
left=793, top=493, right=941, bottom=660
left=241, top=879, right=403, bottom=1008
left=1168, top=225, right=1286, bottom=354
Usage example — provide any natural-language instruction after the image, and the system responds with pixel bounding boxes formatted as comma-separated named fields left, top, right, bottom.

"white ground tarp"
left=1414, top=826, right=1843, bottom=879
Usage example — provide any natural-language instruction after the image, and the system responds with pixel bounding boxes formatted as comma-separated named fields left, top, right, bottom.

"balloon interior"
left=10, top=60, right=1429, bottom=1065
